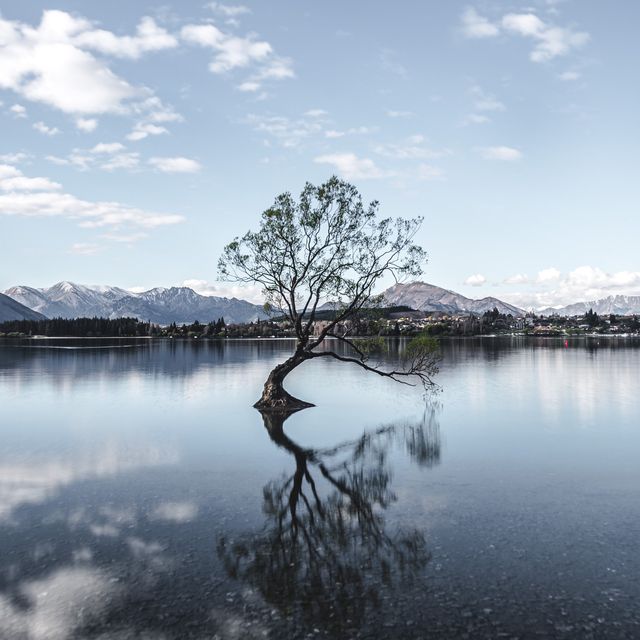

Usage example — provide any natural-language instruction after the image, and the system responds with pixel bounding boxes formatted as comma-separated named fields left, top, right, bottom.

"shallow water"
left=0, top=337, right=639, bottom=639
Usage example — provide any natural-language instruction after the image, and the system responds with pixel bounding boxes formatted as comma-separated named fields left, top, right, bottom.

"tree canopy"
left=218, top=176, right=439, bottom=410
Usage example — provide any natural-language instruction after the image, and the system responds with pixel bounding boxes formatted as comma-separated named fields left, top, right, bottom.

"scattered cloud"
left=471, top=85, right=505, bottom=112
left=325, top=126, right=376, bottom=139
left=76, top=117, right=98, bottom=132
left=462, top=113, right=490, bottom=125
left=386, top=110, right=414, bottom=118
left=481, top=146, right=522, bottom=161
left=305, top=109, right=328, bottom=118
left=10, top=104, right=27, bottom=118
left=181, top=21, right=293, bottom=92
left=182, top=278, right=265, bottom=303
left=461, top=8, right=589, bottom=63
left=502, top=266, right=640, bottom=310
left=504, top=273, right=530, bottom=285
left=0, top=162, right=184, bottom=230
left=502, top=12, right=589, bottom=62
left=33, top=121, right=61, bottom=136
left=460, top=7, right=500, bottom=39
left=559, top=70, right=581, bottom=81
left=47, top=143, right=140, bottom=172
left=536, top=267, right=561, bottom=283
left=126, top=122, right=169, bottom=141
left=379, top=48, right=408, bottom=77
left=374, top=135, right=449, bottom=160
left=464, top=273, right=486, bottom=287
left=149, top=156, right=202, bottom=173
left=314, top=153, right=392, bottom=180
left=246, top=111, right=328, bottom=148
left=206, top=3, right=252, bottom=18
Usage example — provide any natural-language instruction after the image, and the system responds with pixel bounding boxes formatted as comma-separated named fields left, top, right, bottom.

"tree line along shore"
left=2, top=307, right=639, bottom=339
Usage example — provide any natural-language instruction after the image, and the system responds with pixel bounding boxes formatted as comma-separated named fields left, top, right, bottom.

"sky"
left=0, top=0, right=639, bottom=310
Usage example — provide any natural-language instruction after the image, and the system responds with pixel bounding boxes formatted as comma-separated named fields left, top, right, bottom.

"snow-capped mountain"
left=539, top=295, right=640, bottom=317
left=383, top=282, right=524, bottom=316
left=3, top=282, right=269, bottom=324
left=0, top=293, right=47, bottom=322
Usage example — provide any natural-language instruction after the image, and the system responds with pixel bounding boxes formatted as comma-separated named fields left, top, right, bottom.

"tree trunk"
left=254, top=352, right=314, bottom=412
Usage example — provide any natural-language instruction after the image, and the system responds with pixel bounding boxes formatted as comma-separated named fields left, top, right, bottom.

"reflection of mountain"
left=218, top=409, right=440, bottom=636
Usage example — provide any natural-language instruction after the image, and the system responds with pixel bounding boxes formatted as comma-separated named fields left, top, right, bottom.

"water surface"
left=1, top=337, right=639, bottom=639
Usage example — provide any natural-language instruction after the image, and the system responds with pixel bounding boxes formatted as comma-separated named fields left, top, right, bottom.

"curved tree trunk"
left=254, top=352, right=314, bottom=412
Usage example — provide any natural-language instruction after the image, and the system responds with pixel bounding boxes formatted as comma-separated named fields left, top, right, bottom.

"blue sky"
left=1, top=0, right=638, bottom=309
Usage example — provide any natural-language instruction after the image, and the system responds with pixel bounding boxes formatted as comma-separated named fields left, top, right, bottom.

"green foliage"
left=218, top=176, right=427, bottom=335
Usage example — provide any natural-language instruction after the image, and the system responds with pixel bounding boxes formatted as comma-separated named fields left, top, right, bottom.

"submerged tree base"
left=253, top=382, right=314, bottom=412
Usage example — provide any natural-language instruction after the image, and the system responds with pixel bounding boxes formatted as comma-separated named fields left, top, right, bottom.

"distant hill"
left=0, top=293, right=46, bottom=322
left=382, top=282, right=524, bottom=316
left=3, top=282, right=269, bottom=325
left=540, top=295, right=640, bottom=317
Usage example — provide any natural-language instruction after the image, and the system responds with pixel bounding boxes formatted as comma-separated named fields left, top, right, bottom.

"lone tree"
left=218, top=176, right=439, bottom=411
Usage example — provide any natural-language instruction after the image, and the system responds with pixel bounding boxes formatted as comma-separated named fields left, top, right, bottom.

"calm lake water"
left=1, top=337, right=639, bottom=639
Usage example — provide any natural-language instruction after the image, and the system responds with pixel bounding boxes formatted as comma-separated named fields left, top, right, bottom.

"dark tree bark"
left=253, top=350, right=314, bottom=411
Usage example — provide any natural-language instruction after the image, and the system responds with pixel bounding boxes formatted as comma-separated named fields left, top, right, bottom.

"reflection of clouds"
left=0, top=441, right=178, bottom=522
left=0, top=567, right=119, bottom=640
left=151, top=500, right=198, bottom=523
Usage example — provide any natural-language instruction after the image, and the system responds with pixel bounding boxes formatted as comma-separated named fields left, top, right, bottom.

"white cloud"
left=462, top=8, right=589, bottom=63
left=460, top=7, right=500, bottom=38
left=501, top=12, right=589, bottom=62
left=379, top=48, right=407, bottom=77
left=314, top=153, right=392, bottom=180
left=504, top=273, right=530, bottom=285
left=0, top=10, right=180, bottom=126
left=181, top=21, right=293, bottom=91
left=386, top=110, right=414, bottom=118
left=374, top=135, right=448, bottom=160
left=481, top=146, right=522, bottom=161
left=464, top=273, right=486, bottom=287
left=10, top=104, right=27, bottom=118
left=47, top=143, right=139, bottom=172
left=246, top=111, right=328, bottom=148
left=463, top=113, right=490, bottom=125
left=149, top=156, right=202, bottom=173
left=73, top=16, right=178, bottom=59
left=559, top=70, right=581, bottom=81
left=0, top=152, right=29, bottom=164
left=325, top=125, right=376, bottom=139
left=470, top=85, right=505, bottom=112
left=207, top=3, right=252, bottom=18
left=305, top=109, right=328, bottom=118
left=75, top=117, right=98, bottom=132
left=126, top=122, right=168, bottom=141
left=90, top=142, right=125, bottom=154
left=0, top=163, right=184, bottom=230
left=501, top=266, right=640, bottom=310
left=183, top=278, right=265, bottom=303
left=33, top=121, right=61, bottom=136
left=536, top=267, right=561, bottom=283
left=151, top=501, right=198, bottom=523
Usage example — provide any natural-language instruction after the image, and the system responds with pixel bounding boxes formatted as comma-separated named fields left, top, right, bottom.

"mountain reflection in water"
left=218, top=408, right=440, bottom=635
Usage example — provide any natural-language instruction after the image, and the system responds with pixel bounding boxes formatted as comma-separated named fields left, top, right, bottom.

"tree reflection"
left=218, top=408, right=440, bottom=633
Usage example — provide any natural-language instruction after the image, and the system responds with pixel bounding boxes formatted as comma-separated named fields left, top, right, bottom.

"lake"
left=1, top=337, right=639, bottom=639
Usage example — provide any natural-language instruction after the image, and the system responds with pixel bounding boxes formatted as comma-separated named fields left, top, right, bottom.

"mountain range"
left=3, top=282, right=269, bottom=325
left=5, top=281, right=639, bottom=324
left=539, top=295, right=640, bottom=317
left=383, top=282, right=525, bottom=316
left=0, top=293, right=46, bottom=322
